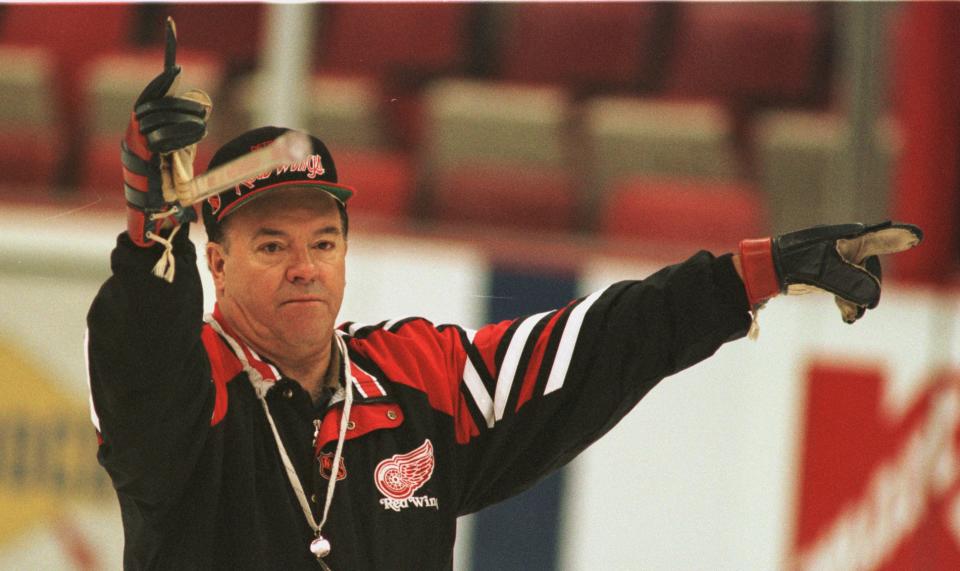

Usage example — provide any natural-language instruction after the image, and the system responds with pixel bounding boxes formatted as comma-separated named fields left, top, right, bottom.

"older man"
left=86, top=22, right=921, bottom=571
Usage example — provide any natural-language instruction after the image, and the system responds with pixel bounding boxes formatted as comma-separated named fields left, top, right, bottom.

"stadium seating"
left=314, top=3, right=473, bottom=78
left=665, top=3, right=827, bottom=106
left=432, top=163, right=578, bottom=233
left=0, top=46, right=60, bottom=191
left=754, top=110, right=898, bottom=233
left=753, top=111, right=843, bottom=232
left=422, top=79, right=570, bottom=171
left=0, top=5, right=134, bottom=127
left=77, top=49, right=224, bottom=194
left=599, top=177, right=767, bottom=252
left=420, top=79, right=573, bottom=228
left=496, top=3, right=662, bottom=93
left=312, top=3, right=477, bottom=150
left=163, top=3, right=266, bottom=73
left=334, top=149, right=415, bottom=221
left=234, top=73, right=388, bottom=150
left=583, top=96, right=741, bottom=190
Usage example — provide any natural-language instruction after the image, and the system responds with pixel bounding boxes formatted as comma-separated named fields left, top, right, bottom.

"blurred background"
left=0, top=2, right=958, bottom=570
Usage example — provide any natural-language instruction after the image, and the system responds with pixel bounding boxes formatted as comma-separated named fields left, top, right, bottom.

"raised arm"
left=86, top=18, right=213, bottom=507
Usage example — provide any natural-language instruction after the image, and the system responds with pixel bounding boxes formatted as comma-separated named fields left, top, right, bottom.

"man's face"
left=206, top=188, right=347, bottom=356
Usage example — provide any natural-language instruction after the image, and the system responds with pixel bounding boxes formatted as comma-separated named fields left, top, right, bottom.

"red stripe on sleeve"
left=515, top=309, right=566, bottom=412
left=470, top=319, right=513, bottom=380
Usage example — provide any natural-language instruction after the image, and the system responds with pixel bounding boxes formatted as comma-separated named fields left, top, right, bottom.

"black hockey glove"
left=739, top=221, right=923, bottom=324
left=121, top=17, right=210, bottom=248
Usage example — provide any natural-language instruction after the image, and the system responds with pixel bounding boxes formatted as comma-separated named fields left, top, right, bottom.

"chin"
left=283, top=317, right=333, bottom=340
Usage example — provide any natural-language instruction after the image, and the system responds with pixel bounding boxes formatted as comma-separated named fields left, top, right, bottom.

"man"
left=86, top=23, right=922, bottom=570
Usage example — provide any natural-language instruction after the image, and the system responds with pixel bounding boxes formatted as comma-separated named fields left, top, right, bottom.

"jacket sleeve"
left=447, top=251, right=751, bottom=514
left=85, top=226, right=214, bottom=508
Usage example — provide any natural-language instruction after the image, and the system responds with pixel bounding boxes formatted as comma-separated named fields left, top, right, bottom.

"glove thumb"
left=135, top=17, right=181, bottom=106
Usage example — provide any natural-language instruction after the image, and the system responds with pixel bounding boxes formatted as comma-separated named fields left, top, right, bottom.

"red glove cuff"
left=739, top=237, right=780, bottom=307
left=127, top=209, right=161, bottom=248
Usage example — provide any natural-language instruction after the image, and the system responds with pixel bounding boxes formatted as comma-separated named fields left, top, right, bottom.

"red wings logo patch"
left=374, top=439, right=435, bottom=500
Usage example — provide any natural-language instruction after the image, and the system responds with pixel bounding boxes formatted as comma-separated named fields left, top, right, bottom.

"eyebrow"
left=252, top=225, right=342, bottom=240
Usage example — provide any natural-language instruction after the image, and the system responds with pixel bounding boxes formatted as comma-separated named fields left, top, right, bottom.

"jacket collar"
left=207, top=304, right=387, bottom=401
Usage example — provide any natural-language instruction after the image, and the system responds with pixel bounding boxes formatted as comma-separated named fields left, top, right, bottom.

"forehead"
left=224, top=188, right=342, bottom=236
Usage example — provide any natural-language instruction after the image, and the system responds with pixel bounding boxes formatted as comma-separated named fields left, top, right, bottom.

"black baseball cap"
left=201, top=126, right=354, bottom=241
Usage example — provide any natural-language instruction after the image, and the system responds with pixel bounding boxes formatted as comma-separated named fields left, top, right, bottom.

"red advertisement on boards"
left=792, top=362, right=960, bottom=570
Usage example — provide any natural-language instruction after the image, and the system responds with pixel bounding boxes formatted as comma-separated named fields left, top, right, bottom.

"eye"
left=313, top=240, right=335, bottom=251
left=259, top=242, right=283, bottom=253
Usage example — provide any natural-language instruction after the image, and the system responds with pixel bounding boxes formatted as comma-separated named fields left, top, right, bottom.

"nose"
left=285, top=247, right=322, bottom=284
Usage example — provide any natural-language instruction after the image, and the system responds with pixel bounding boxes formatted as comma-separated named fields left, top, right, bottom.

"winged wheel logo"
left=374, top=440, right=435, bottom=500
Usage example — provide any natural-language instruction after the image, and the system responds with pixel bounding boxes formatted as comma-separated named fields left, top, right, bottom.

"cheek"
left=328, top=259, right=347, bottom=296
left=223, top=259, right=274, bottom=303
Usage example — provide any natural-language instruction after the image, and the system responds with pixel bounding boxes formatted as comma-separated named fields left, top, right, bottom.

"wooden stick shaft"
left=177, top=131, right=312, bottom=206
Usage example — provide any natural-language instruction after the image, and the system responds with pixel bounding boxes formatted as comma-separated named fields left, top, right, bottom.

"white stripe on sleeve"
left=83, top=329, right=101, bottom=432
left=494, top=311, right=550, bottom=421
left=461, top=329, right=495, bottom=428
left=544, top=289, right=606, bottom=395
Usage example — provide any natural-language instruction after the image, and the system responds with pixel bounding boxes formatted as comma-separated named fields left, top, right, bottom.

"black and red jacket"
left=86, top=226, right=751, bottom=569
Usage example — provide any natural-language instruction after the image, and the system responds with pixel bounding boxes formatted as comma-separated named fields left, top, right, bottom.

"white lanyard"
left=206, top=317, right=353, bottom=566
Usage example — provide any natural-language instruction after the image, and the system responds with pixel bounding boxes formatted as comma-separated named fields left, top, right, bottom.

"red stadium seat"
left=497, top=3, right=661, bottom=92
left=432, top=163, right=578, bottom=233
left=665, top=3, right=827, bottom=105
left=313, top=3, right=475, bottom=149
left=0, top=5, right=134, bottom=125
left=0, top=5, right=132, bottom=56
left=599, top=177, right=768, bottom=251
left=0, top=45, right=60, bottom=192
left=333, top=149, right=415, bottom=221
left=163, top=3, right=266, bottom=73
left=76, top=46, right=224, bottom=196
left=77, top=135, right=216, bottom=200
left=0, top=129, right=59, bottom=192
left=316, top=4, right=472, bottom=78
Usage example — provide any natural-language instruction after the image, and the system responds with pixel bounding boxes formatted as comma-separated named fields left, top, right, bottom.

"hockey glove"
left=121, top=17, right=211, bottom=250
left=738, top=221, right=923, bottom=325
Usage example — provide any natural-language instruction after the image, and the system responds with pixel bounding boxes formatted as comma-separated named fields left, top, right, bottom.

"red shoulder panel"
left=348, top=320, right=462, bottom=416
left=201, top=324, right=243, bottom=426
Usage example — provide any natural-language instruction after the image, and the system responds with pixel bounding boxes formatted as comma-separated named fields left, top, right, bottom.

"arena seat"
left=234, top=72, right=389, bottom=151
left=422, top=79, right=570, bottom=172
left=84, top=50, right=224, bottom=138
left=496, top=3, right=662, bottom=93
left=0, top=5, right=134, bottom=129
left=0, top=46, right=60, bottom=192
left=77, top=49, right=224, bottom=194
left=599, top=177, right=767, bottom=252
left=334, top=149, right=415, bottom=221
left=432, top=163, right=578, bottom=234
left=315, top=3, right=473, bottom=78
left=163, top=3, right=266, bottom=73
left=753, top=110, right=898, bottom=233
left=420, top=79, right=574, bottom=230
left=583, top=96, right=741, bottom=194
left=312, top=3, right=477, bottom=150
left=665, top=3, right=827, bottom=105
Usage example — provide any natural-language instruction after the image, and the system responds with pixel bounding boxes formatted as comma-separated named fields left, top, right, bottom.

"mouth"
left=281, top=297, right=326, bottom=306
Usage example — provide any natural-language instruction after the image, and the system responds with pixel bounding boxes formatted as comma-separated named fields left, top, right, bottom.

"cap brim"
left=216, top=180, right=355, bottom=222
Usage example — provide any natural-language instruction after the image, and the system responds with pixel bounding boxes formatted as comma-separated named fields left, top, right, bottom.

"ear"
left=206, top=241, right=228, bottom=294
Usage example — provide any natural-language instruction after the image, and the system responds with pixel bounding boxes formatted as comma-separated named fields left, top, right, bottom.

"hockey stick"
left=174, top=130, right=312, bottom=207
